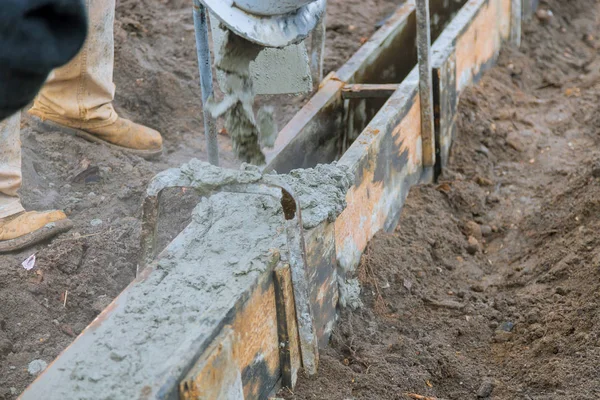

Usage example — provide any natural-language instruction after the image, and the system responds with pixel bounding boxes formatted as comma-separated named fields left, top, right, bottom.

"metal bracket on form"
left=138, top=167, right=319, bottom=375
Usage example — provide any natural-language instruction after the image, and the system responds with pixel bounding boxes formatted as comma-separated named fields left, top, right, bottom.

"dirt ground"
left=0, top=0, right=401, bottom=397
left=282, top=0, right=600, bottom=399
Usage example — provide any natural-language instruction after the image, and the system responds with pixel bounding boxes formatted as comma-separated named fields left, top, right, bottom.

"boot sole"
left=30, top=117, right=163, bottom=160
left=0, top=219, right=73, bottom=253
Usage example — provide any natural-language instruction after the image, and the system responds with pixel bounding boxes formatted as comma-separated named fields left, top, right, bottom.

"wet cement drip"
left=208, top=29, right=277, bottom=165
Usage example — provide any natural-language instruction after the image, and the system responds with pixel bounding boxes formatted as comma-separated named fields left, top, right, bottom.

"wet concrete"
left=20, top=160, right=352, bottom=400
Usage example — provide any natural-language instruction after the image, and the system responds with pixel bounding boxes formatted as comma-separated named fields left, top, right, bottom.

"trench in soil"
left=281, top=0, right=600, bottom=399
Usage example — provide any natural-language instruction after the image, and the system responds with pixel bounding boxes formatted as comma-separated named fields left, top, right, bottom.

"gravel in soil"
left=0, top=0, right=401, bottom=397
left=281, top=0, right=600, bottom=399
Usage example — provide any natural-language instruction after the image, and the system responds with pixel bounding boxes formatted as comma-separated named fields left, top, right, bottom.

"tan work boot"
left=28, top=110, right=163, bottom=159
left=0, top=211, right=73, bottom=253
left=27, top=0, right=163, bottom=159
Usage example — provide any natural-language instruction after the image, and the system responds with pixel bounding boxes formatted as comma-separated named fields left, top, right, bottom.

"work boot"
left=0, top=211, right=73, bottom=253
left=27, top=0, right=163, bottom=159
left=28, top=110, right=163, bottom=159
left=0, top=114, right=72, bottom=253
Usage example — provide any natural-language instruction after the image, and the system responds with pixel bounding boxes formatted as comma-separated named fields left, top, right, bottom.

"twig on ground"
left=404, top=394, right=439, bottom=400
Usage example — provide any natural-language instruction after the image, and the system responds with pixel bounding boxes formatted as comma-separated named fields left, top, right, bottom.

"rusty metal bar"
left=341, top=83, right=400, bottom=99
left=415, top=0, right=435, bottom=167
left=511, top=0, right=522, bottom=47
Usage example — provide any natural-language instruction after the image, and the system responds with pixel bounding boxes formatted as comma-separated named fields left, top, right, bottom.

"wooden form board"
left=336, top=69, right=423, bottom=273
left=19, top=0, right=525, bottom=399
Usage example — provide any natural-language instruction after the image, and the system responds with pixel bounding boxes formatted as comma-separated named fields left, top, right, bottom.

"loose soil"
left=282, top=0, right=600, bottom=399
left=0, top=0, right=401, bottom=397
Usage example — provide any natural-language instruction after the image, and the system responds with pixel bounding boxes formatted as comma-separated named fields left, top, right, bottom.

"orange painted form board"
left=335, top=68, right=424, bottom=274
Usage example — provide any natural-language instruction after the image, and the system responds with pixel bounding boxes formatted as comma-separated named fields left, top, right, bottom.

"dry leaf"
left=565, top=87, right=581, bottom=97
left=436, top=183, right=451, bottom=193
left=404, top=394, right=439, bottom=400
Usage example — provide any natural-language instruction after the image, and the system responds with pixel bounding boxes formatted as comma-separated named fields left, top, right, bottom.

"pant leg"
left=29, top=0, right=118, bottom=129
left=0, top=113, right=24, bottom=219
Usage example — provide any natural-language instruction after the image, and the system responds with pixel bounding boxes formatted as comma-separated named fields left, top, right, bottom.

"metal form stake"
left=415, top=0, right=435, bottom=167
left=510, top=0, right=522, bottom=47
left=192, top=0, right=219, bottom=166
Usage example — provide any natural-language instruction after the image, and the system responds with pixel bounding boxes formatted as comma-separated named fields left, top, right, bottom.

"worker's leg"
left=0, top=113, right=25, bottom=218
left=0, top=113, right=72, bottom=252
left=28, top=0, right=163, bottom=159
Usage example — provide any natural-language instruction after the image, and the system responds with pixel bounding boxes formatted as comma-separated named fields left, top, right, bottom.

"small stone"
left=477, top=379, right=494, bottom=398
left=88, top=192, right=96, bottom=198
left=350, top=363, right=363, bottom=373
left=0, top=338, right=12, bottom=355
left=471, top=284, right=484, bottom=293
left=498, top=321, right=515, bottom=332
left=466, top=236, right=481, bottom=254
left=28, top=359, right=48, bottom=376
left=475, top=176, right=494, bottom=186
left=227, top=257, right=240, bottom=265
left=90, top=218, right=103, bottom=227
left=59, top=324, right=75, bottom=337
left=506, top=132, right=525, bottom=152
left=110, top=351, right=126, bottom=362
left=476, top=144, right=490, bottom=156
left=535, top=8, right=553, bottom=23
left=10, top=387, right=17, bottom=395
left=465, top=221, right=482, bottom=240
left=555, top=287, right=568, bottom=296
left=73, top=323, right=87, bottom=335
left=583, top=33, right=598, bottom=49
left=591, top=162, right=600, bottom=178
left=486, top=194, right=501, bottom=204
left=480, top=225, right=492, bottom=237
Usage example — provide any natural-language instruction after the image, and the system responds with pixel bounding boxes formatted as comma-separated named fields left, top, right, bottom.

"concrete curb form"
left=19, top=0, right=532, bottom=398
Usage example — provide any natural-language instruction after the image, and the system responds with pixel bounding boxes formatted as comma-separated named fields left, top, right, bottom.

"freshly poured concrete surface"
left=21, top=160, right=352, bottom=400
